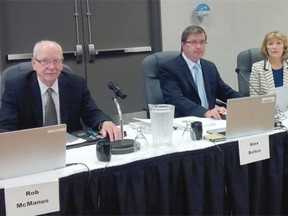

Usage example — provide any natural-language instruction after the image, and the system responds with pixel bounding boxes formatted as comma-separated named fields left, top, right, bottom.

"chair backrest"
left=236, top=48, right=263, bottom=96
left=0, top=62, right=74, bottom=96
left=141, top=51, right=180, bottom=105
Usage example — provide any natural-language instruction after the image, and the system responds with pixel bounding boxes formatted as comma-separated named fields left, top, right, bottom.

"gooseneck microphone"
left=108, top=81, right=127, bottom=99
left=235, top=68, right=260, bottom=95
left=108, top=81, right=139, bottom=154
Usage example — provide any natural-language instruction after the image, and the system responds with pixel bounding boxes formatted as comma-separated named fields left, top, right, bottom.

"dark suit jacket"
left=0, top=71, right=112, bottom=133
left=159, top=54, right=243, bottom=117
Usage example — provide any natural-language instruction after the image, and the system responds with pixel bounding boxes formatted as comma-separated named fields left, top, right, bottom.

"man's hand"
left=204, top=106, right=227, bottom=120
left=100, top=121, right=121, bottom=141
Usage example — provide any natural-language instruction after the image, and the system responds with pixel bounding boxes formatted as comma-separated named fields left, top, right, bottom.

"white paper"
left=5, top=180, right=59, bottom=216
left=238, top=134, right=270, bottom=165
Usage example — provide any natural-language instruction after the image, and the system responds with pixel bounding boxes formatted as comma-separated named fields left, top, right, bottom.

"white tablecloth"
left=1, top=115, right=285, bottom=188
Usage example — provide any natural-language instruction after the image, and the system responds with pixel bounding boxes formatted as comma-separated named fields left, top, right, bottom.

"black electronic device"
left=66, top=129, right=105, bottom=149
left=71, top=129, right=103, bottom=142
left=96, top=138, right=111, bottom=162
left=220, top=113, right=226, bottom=120
left=191, top=121, right=203, bottom=140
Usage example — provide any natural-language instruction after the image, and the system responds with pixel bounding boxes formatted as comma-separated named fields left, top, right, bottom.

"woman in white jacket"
left=249, top=31, right=288, bottom=96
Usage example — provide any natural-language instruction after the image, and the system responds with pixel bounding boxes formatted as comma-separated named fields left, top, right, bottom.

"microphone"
left=108, top=81, right=127, bottom=99
left=235, top=68, right=260, bottom=95
left=108, top=81, right=139, bottom=154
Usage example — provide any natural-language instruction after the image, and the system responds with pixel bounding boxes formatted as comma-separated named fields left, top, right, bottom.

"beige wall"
left=160, top=0, right=288, bottom=89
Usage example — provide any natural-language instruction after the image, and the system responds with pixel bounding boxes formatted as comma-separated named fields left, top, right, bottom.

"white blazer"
left=249, top=59, right=288, bottom=95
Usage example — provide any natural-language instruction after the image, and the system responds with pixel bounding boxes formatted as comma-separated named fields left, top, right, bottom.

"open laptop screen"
left=0, top=124, right=66, bottom=179
left=208, top=95, right=276, bottom=139
left=225, top=94, right=276, bottom=139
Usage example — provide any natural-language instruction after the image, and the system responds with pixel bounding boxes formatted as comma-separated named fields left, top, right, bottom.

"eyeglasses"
left=185, top=40, right=207, bottom=46
left=34, top=58, right=63, bottom=66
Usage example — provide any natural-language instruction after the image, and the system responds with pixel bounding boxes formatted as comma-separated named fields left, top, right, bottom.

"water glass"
left=134, top=126, right=149, bottom=150
left=182, top=120, right=193, bottom=144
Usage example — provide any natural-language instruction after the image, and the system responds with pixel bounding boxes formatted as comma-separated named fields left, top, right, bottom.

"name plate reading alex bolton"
left=4, top=180, right=59, bottom=216
left=238, top=134, right=270, bottom=165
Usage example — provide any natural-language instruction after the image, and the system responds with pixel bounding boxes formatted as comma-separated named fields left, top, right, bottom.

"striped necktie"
left=44, top=88, right=58, bottom=126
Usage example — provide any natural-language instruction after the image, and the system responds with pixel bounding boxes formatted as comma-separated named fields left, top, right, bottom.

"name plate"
left=4, top=180, right=59, bottom=215
left=238, top=134, right=270, bottom=165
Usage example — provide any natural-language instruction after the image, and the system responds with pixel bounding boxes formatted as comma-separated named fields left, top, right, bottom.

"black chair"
left=141, top=51, right=180, bottom=105
left=236, top=48, right=263, bottom=96
left=1, top=62, right=74, bottom=96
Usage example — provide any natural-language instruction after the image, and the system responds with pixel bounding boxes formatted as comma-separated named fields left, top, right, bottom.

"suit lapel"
left=27, top=73, right=43, bottom=126
left=58, top=74, right=70, bottom=124
left=178, top=56, right=198, bottom=92
left=200, top=60, right=208, bottom=86
left=200, top=61, right=211, bottom=103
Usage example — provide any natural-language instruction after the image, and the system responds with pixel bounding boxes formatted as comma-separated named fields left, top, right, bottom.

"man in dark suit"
left=159, top=25, right=243, bottom=119
left=0, top=40, right=120, bottom=141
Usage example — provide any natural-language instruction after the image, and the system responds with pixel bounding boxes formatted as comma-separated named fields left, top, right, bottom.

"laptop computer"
left=268, top=85, right=288, bottom=112
left=0, top=124, right=67, bottom=179
left=208, top=94, right=276, bottom=139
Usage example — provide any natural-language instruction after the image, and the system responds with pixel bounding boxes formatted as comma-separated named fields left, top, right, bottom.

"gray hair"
left=33, top=40, right=63, bottom=58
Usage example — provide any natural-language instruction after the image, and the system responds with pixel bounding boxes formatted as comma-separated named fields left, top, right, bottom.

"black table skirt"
left=1, top=132, right=287, bottom=215
left=223, top=132, right=288, bottom=215
left=91, top=146, right=226, bottom=215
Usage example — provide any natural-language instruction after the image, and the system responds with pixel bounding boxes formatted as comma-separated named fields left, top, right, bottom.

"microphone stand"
left=110, top=95, right=140, bottom=154
left=235, top=68, right=260, bottom=95
left=113, top=96, right=124, bottom=139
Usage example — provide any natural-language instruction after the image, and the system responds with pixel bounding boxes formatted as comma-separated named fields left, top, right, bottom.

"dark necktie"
left=44, top=88, right=57, bottom=126
left=193, top=63, right=208, bottom=108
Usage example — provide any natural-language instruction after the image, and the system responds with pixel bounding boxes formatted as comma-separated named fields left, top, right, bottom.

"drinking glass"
left=182, top=120, right=197, bottom=148
left=182, top=120, right=192, bottom=145
left=133, top=126, right=152, bottom=159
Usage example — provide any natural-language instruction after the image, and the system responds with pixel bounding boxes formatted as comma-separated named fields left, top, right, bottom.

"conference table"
left=0, top=116, right=288, bottom=215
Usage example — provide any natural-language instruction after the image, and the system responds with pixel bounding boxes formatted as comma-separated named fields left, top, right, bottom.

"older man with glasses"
left=0, top=40, right=120, bottom=141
